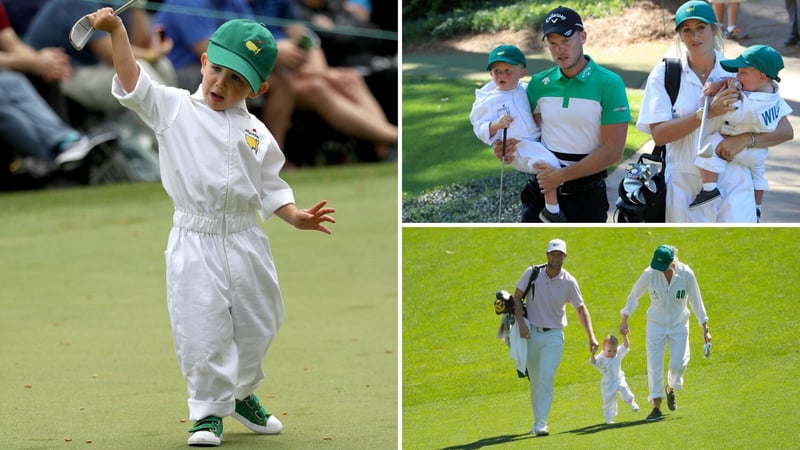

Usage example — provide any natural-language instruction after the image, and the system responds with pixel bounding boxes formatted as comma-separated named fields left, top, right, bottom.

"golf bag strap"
left=653, top=57, right=682, bottom=162
left=522, top=264, right=545, bottom=301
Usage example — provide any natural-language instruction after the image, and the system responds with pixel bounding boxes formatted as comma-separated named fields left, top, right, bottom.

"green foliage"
left=403, top=227, right=800, bottom=448
left=403, top=0, right=634, bottom=44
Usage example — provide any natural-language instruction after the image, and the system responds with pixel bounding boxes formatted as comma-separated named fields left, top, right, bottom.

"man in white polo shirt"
left=511, top=238, right=599, bottom=436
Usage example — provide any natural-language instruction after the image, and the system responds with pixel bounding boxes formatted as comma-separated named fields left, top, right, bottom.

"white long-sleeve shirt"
left=701, top=82, right=792, bottom=169
left=621, top=262, right=708, bottom=329
left=470, top=80, right=540, bottom=146
left=590, top=344, right=629, bottom=391
left=112, top=65, right=295, bottom=223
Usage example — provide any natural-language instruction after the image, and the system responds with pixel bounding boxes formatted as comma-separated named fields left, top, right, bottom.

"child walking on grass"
left=90, top=7, right=335, bottom=447
left=590, top=333, right=640, bottom=424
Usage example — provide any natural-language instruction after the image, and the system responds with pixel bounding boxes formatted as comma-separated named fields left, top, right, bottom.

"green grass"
left=0, top=163, right=397, bottom=449
left=401, top=75, right=648, bottom=197
left=403, top=227, right=799, bottom=449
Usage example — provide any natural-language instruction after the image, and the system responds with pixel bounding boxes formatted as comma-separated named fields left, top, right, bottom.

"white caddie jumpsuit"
left=697, top=82, right=792, bottom=191
left=621, top=262, right=708, bottom=403
left=590, top=345, right=636, bottom=421
left=637, top=49, right=759, bottom=222
left=113, top=66, right=295, bottom=420
left=469, top=80, right=560, bottom=174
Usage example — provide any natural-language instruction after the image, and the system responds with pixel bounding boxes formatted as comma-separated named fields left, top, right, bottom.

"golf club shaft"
left=114, top=0, right=139, bottom=16
left=498, top=128, right=507, bottom=221
left=697, top=95, right=711, bottom=153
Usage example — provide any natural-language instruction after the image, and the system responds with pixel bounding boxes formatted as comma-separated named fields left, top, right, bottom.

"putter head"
left=697, top=143, right=714, bottom=158
left=69, top=14, right=95, bottom=51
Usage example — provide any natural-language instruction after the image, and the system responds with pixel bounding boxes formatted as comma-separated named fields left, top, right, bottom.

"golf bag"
left=495, top=263, right=543, bottom=378
left=614, top=151, right=666, bottom=222
left=615, top=58, right=680, bottom=223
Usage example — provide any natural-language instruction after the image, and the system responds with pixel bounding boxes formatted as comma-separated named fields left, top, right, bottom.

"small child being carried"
left=469, top=45, right=565, bottom=223
left=589, top=332, right=639, bottom=424
left=692, top=45, right=792, bottom=221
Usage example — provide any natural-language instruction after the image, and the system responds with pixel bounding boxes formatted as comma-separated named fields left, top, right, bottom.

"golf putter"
left=70, top=0, right=138, bottom=51
left=498, top=128, right=507, bottom=222
left=696, top=95, right=713, bottom=158
left=496, top=105, right=510, bottom=222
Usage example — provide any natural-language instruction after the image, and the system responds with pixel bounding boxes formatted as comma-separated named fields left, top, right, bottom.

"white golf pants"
left=601, top=381, right=635, bottom=421
left=525, top=329, right=564, bottom=432
left=165, top=212, right=284, bottom=421
left=645, top=321, right=690, bottom=404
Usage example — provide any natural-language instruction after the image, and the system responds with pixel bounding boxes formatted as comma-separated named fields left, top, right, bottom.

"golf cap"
left=650, top=245, right=675, bottom=272
left=674, top=1, right=717, bottom=30
left=542, top=6, right=583, bottom=40
left=546, top=239, right=567, bottom=255
left=486, top=45, right=526, bottom=70
left=721, top=45, right=784, bottom=82
left=207, top=19, right=278, bottom=93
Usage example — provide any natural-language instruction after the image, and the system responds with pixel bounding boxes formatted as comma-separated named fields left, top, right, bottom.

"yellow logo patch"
left=245, top=40, right=261, bottom=55
left=245, top=128, right=259, bottom=154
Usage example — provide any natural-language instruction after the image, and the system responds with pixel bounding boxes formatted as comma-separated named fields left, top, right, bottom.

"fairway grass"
left=403, top=227, right=798, bottom=449
left=0, top=163, right=397, bottom=449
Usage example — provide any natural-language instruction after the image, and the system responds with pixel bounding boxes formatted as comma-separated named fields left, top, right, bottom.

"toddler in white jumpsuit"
left=589, top=334, right=639, bottom=424
left=469, top=44, right=565, bottom=222
left=92, top=9, right=335, bottom=447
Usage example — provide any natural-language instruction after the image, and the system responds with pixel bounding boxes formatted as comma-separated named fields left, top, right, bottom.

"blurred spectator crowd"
left=0, top=0, right=397, bottom=191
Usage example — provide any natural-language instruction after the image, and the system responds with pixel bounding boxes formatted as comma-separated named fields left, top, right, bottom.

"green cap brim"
left=207, top=41, right=264, bottom=94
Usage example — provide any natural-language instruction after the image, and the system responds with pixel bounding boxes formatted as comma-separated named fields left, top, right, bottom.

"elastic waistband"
left=173, top=210, right=257, bottom=234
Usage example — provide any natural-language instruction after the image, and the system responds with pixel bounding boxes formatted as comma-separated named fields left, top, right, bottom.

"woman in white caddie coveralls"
left=636, top=0, right=793, bottom=222
left=618, top=245, right=711, bottom=422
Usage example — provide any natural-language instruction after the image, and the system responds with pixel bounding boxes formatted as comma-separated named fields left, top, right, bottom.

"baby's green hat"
left=721, top=45, right=784, bottom=82
left=486, top=45, right=526, bottom=70
left=207, top=19, right=278, bottom=93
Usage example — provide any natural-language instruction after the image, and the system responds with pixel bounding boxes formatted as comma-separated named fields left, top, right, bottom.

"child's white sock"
left=702, top=182, right=717, bottom=191
left=727, top=25, right=736, bottom=33
left=545, top=203, right=559, bottom=214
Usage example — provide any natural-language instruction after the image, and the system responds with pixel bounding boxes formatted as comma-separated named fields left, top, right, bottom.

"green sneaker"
left=232, top=394, right=283, bottom=434
left=187, top=415, right=223, bottom=446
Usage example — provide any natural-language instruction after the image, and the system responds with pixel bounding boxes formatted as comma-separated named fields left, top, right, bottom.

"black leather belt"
left=557, top=171, right=607, bottom=196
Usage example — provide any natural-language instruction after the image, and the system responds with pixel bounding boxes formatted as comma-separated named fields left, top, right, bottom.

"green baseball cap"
left=207, top=19, right=278, bottom=93
left=486, top=45, right=526, bottom=70
left=650, top=245, right=675, bottom=272
left=674, top=1, right=717, bottom=30
left=721, top=45, right=784, bottom=82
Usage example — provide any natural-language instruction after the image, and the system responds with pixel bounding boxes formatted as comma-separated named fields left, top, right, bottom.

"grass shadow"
left=440, top=433, right=537, bottom=449
left=565, top=416, right=683, bottom=435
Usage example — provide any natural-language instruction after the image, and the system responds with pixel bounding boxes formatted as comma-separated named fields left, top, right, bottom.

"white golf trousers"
left=165, top=218, right=284, bottom=421
left=525, top=329, right=564, bottom=432
left=601, top=381, right=635, bottom=421
left=645, top=321, right=690, bottom=404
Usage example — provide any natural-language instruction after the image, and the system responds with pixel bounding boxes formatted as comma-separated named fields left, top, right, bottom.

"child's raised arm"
left=89, top=7, right=139, bottom=92
left=622, top=332, right=630, bottom=348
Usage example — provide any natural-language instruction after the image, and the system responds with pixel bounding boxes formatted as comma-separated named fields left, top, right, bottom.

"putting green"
left=0, top=164, right=397, bottom=449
